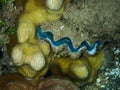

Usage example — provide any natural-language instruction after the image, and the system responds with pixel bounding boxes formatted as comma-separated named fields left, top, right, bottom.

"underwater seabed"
left=0, top=0, right=120, bottom=90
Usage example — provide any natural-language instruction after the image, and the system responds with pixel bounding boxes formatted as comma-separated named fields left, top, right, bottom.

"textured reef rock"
left=34, top=77, right=80, bottom=90
left=0, top=73, right=80, bottom=90
left=0, top=73, right=33, bottom=90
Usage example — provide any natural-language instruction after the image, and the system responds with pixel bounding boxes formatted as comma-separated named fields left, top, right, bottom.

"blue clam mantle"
left=37, top=27, right=101, bottom=55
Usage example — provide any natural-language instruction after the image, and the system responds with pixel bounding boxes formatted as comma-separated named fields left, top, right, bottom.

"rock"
left=0, top=73, right=80, bottom=90
left=35, top=77, right=80, bottom=90
left=0, top=73, right=33, bottom=90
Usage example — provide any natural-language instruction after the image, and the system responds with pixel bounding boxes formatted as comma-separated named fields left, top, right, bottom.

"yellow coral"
left=17, top=0, right=71, bottom=43
left=11, top=0, right=71, bottom=79
left=50, top=51, right=104, bottom=85
left=86, top=51, right=104, bottom=83
left=12, top=42, right=46, bottom=71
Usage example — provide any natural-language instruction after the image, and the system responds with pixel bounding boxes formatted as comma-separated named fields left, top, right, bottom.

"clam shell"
left=46, top=0, right=64, bottom=10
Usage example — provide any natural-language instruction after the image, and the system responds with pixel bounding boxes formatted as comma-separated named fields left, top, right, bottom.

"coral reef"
left=11, top=43, right=103, bottom=85
left=9, top=0, right=104, bottom=87
left=0, top=0, right=119, bottom=89
left=0, top=0, right=110, bottom=89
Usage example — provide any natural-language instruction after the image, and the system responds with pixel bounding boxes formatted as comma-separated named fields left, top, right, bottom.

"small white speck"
left=110, top=71, right=115, bottom=75
left=60, top=26, right=64, bottom=30
left=96, top=78, right=101, bottom=83
left=106, top=68, right=109, bottom=71
left=115, top=61, right=119, bottom=65
left=105, top=77, right=109, bottom=80
left=100, top=85, right=106, bottom=88
left=114, top=48, right=120, bottom=54
left=9, top=62, right=13, bottom=65
left=105, top=72, right=108, bottom=76
left=111, top=68, right=120, bottom=76
left=26, top=78, right=33, bottom=80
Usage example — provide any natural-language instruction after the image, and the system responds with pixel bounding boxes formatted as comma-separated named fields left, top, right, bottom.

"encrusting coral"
left=9, top=0, right=104, bottom=86
left=17, top=0, right=71, bottom=43
left=50, top=50, right=104, bottom=85
left=11, top=0, right=72, bottom=79
left=11, top=41, right=51, bottom=79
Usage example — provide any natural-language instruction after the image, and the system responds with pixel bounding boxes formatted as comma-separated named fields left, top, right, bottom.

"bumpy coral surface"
left=50, top=51, right=104, bottom=85
left=11, top=0, right=72, bottom=80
